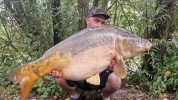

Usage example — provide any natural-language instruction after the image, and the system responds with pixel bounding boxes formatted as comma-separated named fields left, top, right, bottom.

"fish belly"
left=62, top=45, right=116, bottom=81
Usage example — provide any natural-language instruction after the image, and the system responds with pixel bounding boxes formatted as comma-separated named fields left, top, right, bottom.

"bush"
left=128, top=37, right=178, bottom=98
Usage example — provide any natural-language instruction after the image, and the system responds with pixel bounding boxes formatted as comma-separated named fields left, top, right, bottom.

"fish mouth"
left=145, top=42, right=152, bottom=52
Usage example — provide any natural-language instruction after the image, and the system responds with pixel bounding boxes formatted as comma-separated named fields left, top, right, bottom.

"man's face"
left=86, top=15, right=106, bottom=28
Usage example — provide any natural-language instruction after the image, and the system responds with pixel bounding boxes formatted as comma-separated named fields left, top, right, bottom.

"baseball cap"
left=88, top=8, right=110, bottom=19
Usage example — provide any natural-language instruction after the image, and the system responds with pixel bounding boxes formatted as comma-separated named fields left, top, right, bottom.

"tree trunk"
left=51, top=0, right=62, bottom=45
left=101, top=0, right=109, bottom=10
left=77, top=0, right=89, bottom=30
left=113, top=1, right=118, bottom=25
left=4, top=0, right=24, bottom=26
left=93, top=0, right=100, bottom=8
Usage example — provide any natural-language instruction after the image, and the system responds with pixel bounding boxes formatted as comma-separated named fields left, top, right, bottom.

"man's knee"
left=106, top=73, right=121, bottom=90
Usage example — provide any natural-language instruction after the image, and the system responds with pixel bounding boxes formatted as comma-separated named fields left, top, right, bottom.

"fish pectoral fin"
left=114, top=56, right=127, bottom=79
left=86, top=73, right=100, bottom=85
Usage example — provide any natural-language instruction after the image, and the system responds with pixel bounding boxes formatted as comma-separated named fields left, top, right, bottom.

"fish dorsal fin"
left=86, top=73, right=100, bottom=85
left=114, top=56, right=127, bottom=79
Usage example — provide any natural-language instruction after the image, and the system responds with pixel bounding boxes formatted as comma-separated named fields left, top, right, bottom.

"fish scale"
left=46, top=29, right=115, bottom=56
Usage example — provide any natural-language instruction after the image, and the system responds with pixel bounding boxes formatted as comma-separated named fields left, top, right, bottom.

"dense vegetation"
left=0, top=0, right=178, bottom=99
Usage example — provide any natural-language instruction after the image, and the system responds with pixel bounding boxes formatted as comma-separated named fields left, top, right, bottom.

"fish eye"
left=134, top=39, right=144, bottom=47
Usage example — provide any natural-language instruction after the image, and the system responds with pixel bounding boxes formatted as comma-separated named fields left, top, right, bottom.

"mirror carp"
left=10, top=26, right=152, bottom=100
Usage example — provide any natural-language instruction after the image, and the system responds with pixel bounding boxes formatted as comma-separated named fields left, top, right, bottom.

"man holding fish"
left=10, top=7, right=152, bottom=100
left=50, top=8, right=121, bottom=100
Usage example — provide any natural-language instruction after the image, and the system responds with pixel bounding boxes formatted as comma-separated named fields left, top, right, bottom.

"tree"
left=101, top=0, right=109, bottom=10
left=77, top=0, right=89, bottom=30
left=93, top=0, right=100, bottom=8
left=4, top=0, right=42, bottom=36
left=51, top=0, right=62, bottom=45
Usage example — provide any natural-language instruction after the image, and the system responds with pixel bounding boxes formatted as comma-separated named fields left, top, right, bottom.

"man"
left=51, top=8, right=121, bottom=100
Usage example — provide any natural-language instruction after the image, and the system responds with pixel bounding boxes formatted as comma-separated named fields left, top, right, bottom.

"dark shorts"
left=66, top=70, right=113, bottom=90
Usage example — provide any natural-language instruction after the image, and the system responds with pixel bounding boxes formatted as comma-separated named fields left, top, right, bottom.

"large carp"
left=10, top=26, right=152, bottom=100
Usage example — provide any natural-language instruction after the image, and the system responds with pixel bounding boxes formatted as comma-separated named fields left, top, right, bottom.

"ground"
left=10, top=82, right=175, bottom=100
left=40, top=83, right=176, bottom=100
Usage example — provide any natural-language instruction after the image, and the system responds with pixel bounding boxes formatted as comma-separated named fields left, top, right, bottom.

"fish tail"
left=10, top=64, right=41, bottom=100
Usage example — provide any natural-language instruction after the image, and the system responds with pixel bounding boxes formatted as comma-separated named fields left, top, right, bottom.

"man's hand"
left=107, top=59, right=116, bottom=71
left=49, top=71, right=61, bottom=79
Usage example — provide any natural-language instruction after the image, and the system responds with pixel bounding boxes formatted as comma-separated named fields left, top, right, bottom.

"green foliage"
left=32, top=76, right=67, bottom=100
left=0, top=0, right=178, bottom=99
left=0, top=50, right=29, bottom=99
left=128, top=37, right=178, bottom=98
